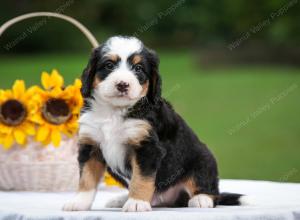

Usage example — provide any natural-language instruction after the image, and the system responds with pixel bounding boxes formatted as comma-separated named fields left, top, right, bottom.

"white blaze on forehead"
left=103, top=36, right=143, bottom=60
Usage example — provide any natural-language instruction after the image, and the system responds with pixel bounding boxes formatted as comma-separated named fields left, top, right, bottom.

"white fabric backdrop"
left=0, top=180, right=300, bottom=220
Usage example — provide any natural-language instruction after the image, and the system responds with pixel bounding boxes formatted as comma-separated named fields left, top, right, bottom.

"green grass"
left=0, top=52, right=300, bottom=182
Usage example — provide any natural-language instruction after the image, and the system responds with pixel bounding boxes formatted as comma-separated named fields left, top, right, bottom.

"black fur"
left=142, top=48, right=162, bottom=104
left=134, top=130, right=166, bottom=177
left=173, top=190, right=190, bottom=207
left=78, top=144, right=105, bottom=176
left=81, top=46, right=103, bottom=98
left=216, top=193, right=243, bottom=206
left=126, top=98, right=220, bottom=195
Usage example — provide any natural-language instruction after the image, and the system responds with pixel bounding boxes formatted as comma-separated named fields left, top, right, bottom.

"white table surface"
left=0, top=180, right=300, bottom=220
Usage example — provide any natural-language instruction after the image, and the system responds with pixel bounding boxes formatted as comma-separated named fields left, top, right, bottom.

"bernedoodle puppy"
left=63, top=36, right=248, bottom=212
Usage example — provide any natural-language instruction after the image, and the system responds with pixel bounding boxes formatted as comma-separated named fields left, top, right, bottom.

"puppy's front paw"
left=122, top=198, right=152, bottom=212
left=63, top=191, right=95, bottom=211
left=63, top=200, right=92, bottom=211
left=188, top=194, right=214, bottom=208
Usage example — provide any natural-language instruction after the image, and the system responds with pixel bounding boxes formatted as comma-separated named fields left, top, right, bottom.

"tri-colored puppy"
left=63, top=36, right=247, bottom=212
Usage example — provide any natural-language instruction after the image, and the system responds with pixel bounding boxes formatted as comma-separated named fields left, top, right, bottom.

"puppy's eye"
left=104, top=61, right=115, bottom=70
left=134, top=64, right=143, bottom=73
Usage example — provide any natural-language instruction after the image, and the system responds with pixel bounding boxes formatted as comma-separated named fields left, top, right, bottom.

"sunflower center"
left=42, top=98, right=71, bottom=125
left=0, top=99, right=27, bottom=126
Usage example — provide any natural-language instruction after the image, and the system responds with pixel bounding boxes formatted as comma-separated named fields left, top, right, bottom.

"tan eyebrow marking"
left=132, top=55, right=142, bottom=65
left=105, top=54, right=120, bottom=62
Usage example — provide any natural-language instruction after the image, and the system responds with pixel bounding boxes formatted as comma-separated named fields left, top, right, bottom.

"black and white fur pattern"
left=63, top=36, right=249, bottom=212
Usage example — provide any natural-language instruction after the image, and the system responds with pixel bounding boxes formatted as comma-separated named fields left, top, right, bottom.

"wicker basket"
left=0, top=12, right=99, bottom=191
left=0, top=137, right=79, bottom=191
left=0, top=162, right=79, bottom=191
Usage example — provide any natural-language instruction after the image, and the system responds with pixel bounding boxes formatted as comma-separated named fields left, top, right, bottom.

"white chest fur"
left=79, top=99, right=150, bottom=175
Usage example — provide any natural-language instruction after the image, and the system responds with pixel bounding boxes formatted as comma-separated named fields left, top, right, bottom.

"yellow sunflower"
left=0, top=80, right=39, bottom=149
left=104, top=172, right=124, bottom=188
left=32, top=70, right=83, bottom=147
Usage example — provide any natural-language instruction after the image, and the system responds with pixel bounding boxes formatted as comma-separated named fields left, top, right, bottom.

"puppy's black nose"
left=116, top=81, right=129, bottom=93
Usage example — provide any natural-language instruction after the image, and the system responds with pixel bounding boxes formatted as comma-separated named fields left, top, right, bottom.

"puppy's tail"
left=215, top=193, right=253, bottom=206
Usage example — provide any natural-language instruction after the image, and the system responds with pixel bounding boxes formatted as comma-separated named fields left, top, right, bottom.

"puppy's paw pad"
left=122, top=198, right=152, bottom=212
left=188, top=194, right=214, bottom=208
left=63, top=200, right=92, bottom=211
left=105, top=194, right=128, bottom=208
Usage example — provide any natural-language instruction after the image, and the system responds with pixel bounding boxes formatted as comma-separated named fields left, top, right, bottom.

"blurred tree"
left=0, top=0, right=299, bottom=55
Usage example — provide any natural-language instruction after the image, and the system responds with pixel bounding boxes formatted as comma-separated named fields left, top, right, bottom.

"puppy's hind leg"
left=63, top=141, right=105, bottom=211
left=184, top=177, right=216, bottom=208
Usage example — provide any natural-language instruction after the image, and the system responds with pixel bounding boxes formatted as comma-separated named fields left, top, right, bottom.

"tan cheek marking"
left=140, top=80, right=149, bottom=97
left=79, top=157, right=105, bottom=191
left=129, top=156, right=155, bottom=201
left=132, top=55, right=142, bottom=65
left=93, top=76, right=101, bottom=88
left=127, top=120, right=151, bottom=147
left=183, top=177, right=200, bottom=197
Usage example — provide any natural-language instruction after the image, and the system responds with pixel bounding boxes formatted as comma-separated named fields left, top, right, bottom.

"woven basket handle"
left=0, top=12, right=99, bottom=48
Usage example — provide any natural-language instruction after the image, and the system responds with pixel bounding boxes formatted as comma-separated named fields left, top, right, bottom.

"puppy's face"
left=81, top=36, right=161, bottom=107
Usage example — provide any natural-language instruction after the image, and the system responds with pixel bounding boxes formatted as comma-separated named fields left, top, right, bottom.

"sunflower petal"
left=74, top=79, right=82, bottom=89
left=42, top=136, right=52, bottom=146
left=41, top=72, right=51, bottom=90
left=60, top=88, right=72, bottom=99
left=13, top=129, right=26, bottom=145
left=0, top=124, right=12, bottom=134
left=1, top=90, right=13, bottom=101
left=30, top=114, right=44, bottom=124
left=104, top=172, right=123, bottom=187
left=36, top=126, right=50, bottom=142
left=50, top=87, right=63, bottom=98
left=51, top=70, right=64, bottom=89
left=12, top=80, right=25, bottom=99
left=3, top=134, right=14, bottom=149
left=26, top=85, right=42, bottom=97
left=22, top=123, right=36, bottom=136
left=0, top=90, right=5, bottom=103
left=51, top=129, right=61, bottom=147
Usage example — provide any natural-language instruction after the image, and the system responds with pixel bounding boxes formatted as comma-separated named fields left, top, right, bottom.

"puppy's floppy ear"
left=81, top=47, right=100, bottom=98
left=147, top=48, right=162, bottom=103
